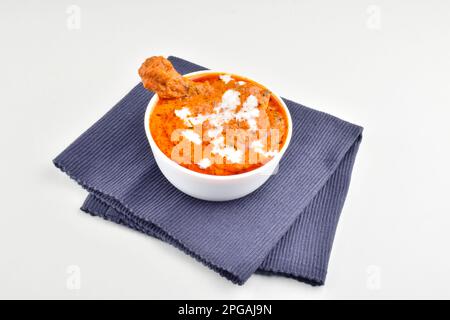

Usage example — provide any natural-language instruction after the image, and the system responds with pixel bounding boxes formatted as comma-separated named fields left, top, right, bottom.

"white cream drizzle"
left=174, top=88, right=277, bottom=168
left=197, top=158, right=212, bottom=169
left=219, top=74, right=233, bottom=84
left=251, top=139, right=279, bottom=158
left=175, top=107, right=191, bottom=121
left=181, top=129, right=201, bottom=145
left=236, top=95, right=260, bottom=131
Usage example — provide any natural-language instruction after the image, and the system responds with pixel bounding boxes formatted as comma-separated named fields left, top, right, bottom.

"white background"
left=1, top=0, right=449, bottom=299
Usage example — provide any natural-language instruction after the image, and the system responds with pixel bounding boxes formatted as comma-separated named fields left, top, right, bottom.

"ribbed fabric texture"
left=54, top=56, right=363, bottom=286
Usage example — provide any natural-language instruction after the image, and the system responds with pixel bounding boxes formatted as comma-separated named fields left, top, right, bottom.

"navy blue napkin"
left=54, top=56, right=363, bottom=286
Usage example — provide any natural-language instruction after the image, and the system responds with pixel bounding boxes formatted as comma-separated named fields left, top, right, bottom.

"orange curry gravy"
left=149, top=73, right=289, bottom=175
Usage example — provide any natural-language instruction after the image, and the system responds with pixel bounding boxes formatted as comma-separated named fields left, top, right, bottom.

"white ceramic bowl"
left=144, top=70, right=292, bottom=201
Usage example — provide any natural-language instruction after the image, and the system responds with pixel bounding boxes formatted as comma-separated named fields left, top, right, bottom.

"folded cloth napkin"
left=54, top=56, right=363, bottom=286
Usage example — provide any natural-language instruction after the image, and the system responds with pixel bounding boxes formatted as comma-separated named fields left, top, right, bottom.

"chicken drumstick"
left=138, top=56, right=210, bottom=99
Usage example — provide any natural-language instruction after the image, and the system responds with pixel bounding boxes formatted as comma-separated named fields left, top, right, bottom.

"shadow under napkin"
left=54, top=56, right=363, bottom=286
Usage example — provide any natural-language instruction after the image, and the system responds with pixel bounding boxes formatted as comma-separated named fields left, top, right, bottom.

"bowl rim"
left=144, top=70, right=293, bottom=181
